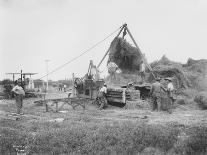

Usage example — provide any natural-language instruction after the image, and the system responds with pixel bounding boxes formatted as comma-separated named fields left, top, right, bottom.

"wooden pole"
left=20, top=70, right=22, bottom=83
left=72, top=73, right=75, bottom=97
left=125, top=26, right=156, bottom=79
left=97, top=24, right=127, bottom=68
left=13, top=74, right=14, bottom=83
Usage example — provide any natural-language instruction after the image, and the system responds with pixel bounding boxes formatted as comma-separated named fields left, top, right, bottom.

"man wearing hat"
left=12, top=79, right=25, bottom=115
left=165, top=78, right=174, bottom=113
left=139, top=60, right=146, bottom=83
left=97, top=83, right=108, bottom=110
left=149, top=77, right=165, bottom=112
left=107, top=60, right=118, bottom=82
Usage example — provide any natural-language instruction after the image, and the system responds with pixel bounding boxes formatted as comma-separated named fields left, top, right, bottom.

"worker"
left=107, top=60, right=118, bottom=82
left=165, top=78, right=174, bottom=114
left=12, top=79, right=25, bottom=115
left=140, top=60, right=146, bottom=83
left=64, top=84, right=67, bottom=92
left=58, top=83, right=62, bottom=91
left=149, top=78, right=165, bottom=112
left=97, top=83, right=108, bottom=110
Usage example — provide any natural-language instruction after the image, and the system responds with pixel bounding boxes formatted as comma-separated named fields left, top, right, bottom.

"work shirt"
left=150, top=81, right=164, bottom=97
left=167, top=82, right=174, bottom=98
left=107, top=62, right=118, bottom=73
left=167, top=82, right=174, bottom=91
left=12, top=85, right=25, bottom=96
left=140, top=63, right=145, bottom=72
left=100, top=86, right=107, bottom=94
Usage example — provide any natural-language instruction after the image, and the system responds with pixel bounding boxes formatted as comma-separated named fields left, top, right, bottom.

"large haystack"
left=107, top=37, right=207, bottom=91
left=151, top=56, right=207, bottom=90
left=108, top=37, right=142, bottom=72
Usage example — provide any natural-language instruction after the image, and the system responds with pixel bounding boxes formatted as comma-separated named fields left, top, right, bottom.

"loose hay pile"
left=108, top=38, right=207, bottom=91
left=108, top=37, right=142, bottom=72
left=151, top=56, right=207, bottom=90
left=194, top=91, right=207, bottom=109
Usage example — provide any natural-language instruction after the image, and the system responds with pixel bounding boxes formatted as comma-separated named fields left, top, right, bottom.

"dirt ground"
left=0, top=91, right=206, bottom=126
left=0, top=91, right=207, bottom=155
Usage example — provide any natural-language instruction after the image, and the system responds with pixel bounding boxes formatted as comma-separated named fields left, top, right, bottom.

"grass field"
left=0, top=92, right=207, bottom=155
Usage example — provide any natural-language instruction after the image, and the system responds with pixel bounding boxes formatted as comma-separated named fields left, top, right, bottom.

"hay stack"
left=194, top=92, right=207, bottom=109
left=150, top=56, right=207, bottom=90
left=108, top=37, right=142, bottom=72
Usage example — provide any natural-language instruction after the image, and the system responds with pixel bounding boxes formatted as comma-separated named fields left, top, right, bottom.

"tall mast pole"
left=97, top=24, right=127, bottom=68
left=125, top=25, right=156, bottom=79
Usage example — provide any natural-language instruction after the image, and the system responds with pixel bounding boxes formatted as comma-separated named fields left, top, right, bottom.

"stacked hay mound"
left=150, top=55, right=191, bottom=89
left=151, top=56, right=207, bottom=91
left=108, top=37, right=207, bottom=94
left=183, top=58, right=207, bottom=91
left=108, top=37, right=142, bottom=72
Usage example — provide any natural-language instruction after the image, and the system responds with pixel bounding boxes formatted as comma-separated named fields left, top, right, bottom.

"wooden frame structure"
left=97, top=23, right=156, bottom=79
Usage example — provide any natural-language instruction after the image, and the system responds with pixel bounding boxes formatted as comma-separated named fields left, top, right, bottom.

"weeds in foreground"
left=0, top=120, right=207, bottom=155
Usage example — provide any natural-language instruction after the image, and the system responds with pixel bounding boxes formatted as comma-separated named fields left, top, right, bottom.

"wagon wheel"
left=92, top=97, right=100, bottom=106
left=68, top=92, right=72, bottom=98
left=98, top=97, right=108, bottom=107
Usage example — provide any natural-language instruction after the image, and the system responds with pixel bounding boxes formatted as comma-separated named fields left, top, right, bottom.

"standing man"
left=12, top=79, right=25, bottom=115
left=64, top=84, right=67, bottom=92
left=107, top=60, right=118, bottom=82
left=149, top=78, right=165, bottom=112
left=165, top=78, right=174, bottom=113
left=140, top=60, right=146, bottom=83
left=97, top=83, right=108, bottom=110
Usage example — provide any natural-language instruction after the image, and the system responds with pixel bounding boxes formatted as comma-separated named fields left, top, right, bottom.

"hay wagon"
left=34, top=79, right=131, bottom=112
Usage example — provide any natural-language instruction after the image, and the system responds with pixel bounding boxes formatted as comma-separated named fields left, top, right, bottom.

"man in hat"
left=139, top=60, right=146, bottom=83
left=149, top=78, right=165, bottom=112
left=12, top=79, right=25, bottom=115
left=165, top=78, right=174, bottom=113
left=107, top=60, right=118, bottom=82
left=97, top=83, right=108, bottom=110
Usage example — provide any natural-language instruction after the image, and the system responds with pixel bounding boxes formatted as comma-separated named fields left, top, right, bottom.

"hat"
left=155, top=77, right=161, bottom=81
left=127, top=82, right=134, bottom=86
left=165, top=78, right=172, bottom=82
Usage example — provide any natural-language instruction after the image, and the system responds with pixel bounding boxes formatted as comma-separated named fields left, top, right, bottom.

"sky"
left=0, top=0, right=207, bottom=81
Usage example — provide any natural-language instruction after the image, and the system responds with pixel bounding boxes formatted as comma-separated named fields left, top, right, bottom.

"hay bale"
left=175, top=98, right=186, bottom=105
left=127, top=89, right=140, bottom=100
left=194, top=92, right=207, bottom=109
left=108, top=37, right=142, bottom=72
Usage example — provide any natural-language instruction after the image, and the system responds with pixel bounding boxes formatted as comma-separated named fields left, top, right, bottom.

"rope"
left=38, top=26, right=122, bottom=80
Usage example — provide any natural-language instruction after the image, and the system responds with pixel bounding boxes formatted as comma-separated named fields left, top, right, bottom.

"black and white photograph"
left=0, top=0, right=207, bottom=154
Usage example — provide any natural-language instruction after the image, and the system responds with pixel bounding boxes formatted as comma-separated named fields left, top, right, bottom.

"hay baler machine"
left=74, top=60, right=131, bottom=106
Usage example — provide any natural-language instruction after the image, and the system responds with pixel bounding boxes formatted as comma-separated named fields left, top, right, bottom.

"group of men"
left=150, top=77, right=174, bottom=113
left=58, top=83, right=67, bottom=92
left=11, top=59, right=174, bottom=114
left=97, top=77, right=174, bottom=112
left=101, top=59, right=175, bottom=112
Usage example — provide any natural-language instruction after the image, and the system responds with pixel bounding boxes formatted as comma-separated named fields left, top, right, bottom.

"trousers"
left=15, top=95, right=23, bottom=114
left=152, top=95, right=161, bottom=111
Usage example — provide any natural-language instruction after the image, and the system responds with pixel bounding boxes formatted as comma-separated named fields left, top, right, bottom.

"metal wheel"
left=98, top=97, right=108, bottom=108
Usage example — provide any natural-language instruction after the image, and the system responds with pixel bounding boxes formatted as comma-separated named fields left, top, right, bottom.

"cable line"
left=39, top=25, right=122, bottom=80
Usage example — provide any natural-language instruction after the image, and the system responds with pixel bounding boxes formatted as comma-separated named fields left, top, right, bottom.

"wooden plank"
left=107, top=97, right=126, bottom=103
